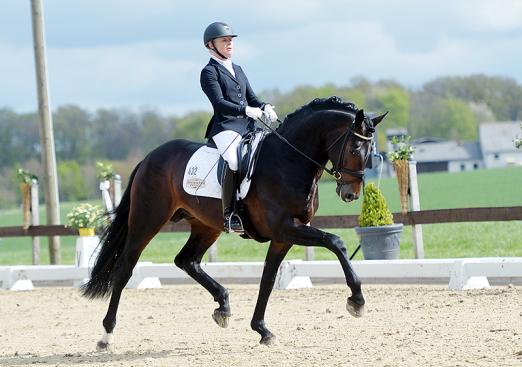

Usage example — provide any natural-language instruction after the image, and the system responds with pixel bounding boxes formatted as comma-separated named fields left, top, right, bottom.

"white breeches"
left=212, top=130, right=241, bottom=171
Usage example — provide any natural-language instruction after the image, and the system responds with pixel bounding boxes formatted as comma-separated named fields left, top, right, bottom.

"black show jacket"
left=200, top=58, right=265, bottom=139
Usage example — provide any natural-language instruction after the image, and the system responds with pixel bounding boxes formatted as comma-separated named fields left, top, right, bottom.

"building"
left=382, top=121, right=522, bottom=175
left=412, top=138, right=483, bottom=173
left=479, top=122, right=522, bottom=168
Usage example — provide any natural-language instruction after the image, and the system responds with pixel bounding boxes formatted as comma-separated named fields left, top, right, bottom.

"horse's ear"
left=371, top=111, right=388, bottom=126
left=355, top=109, right=365, bottom=125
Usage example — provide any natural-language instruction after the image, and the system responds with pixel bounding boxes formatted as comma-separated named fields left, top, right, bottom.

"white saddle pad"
left=182, top=132, right=264, bottom=200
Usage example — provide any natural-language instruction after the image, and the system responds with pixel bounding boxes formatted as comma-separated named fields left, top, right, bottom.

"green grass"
left=0, top=167, right=521, bottom=265
left=316, top=165, right=522, bottom=215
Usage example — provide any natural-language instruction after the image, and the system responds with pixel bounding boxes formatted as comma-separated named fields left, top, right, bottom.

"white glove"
left=245, top=106, right=263, bottom=120
left=263, top=104, right=278, bottom=123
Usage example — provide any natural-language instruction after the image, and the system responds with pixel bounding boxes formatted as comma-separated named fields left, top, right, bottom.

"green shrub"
left=358, top=182, right=394, bottom=227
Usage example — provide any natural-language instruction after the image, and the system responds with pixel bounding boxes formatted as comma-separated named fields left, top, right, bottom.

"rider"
left=201, top=21, right=277, bottom=233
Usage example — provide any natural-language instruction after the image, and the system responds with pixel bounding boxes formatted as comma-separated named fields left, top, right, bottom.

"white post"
left=305, top=222, right=314, bottom=261
left=113, top=174, right=122, bottom=207
left=305, top=247, right=315, bottom=261
left=208, top=242, right=218, bottom=262
left=30, top=179, right=40, bottom=265
left=100, top=180, right=114, bottom=220
left=74, top=234, right=100, bottom=287
left=408, top=161, right=424, bottom=259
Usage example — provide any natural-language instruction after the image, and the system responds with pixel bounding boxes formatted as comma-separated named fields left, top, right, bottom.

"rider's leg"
left=213, top=130, right=243, bottom=233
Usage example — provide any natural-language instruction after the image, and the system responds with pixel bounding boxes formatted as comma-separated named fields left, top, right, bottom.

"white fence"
left=1, top=258, right=521, bottom=292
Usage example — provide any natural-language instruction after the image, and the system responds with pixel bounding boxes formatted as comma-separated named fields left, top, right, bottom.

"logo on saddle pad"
left=182, top=131, right=265, bottom=199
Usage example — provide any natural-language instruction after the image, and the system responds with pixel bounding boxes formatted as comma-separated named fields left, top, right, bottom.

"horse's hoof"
left=346, top=298, right=365, bottom=318
left=260, top=334, right=276, bottom=346
left=96, top=340, right=113, bottom=352
left=212, top=309, right=230, bottom=328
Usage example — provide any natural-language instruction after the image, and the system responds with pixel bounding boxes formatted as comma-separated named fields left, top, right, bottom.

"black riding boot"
left=222, top=166, right=244, bottom=233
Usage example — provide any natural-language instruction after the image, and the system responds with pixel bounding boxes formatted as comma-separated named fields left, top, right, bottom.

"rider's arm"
left=201, top=67, right=246, bottom=116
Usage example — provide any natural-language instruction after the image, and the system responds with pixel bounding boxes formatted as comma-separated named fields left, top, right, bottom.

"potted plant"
left=67, top=203, right=105, bottom=237
left=354, top=182, right=403, bottom=260
left=96, top=161, right=118, bottom=206
left=388, top=135, right=415, bottom=214
left=96, top=161, right=116, bottom=182
left=16, top=168, right=38, bottom=230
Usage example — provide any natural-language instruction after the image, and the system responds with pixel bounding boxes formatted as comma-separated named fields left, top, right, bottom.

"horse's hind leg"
left=98, top=199, right=172, bottom=350
left=250, top=241, right=292, bottom=345
left=174, top=222, right=230, bottom=327
left=97, top=245, right=140, bottom=351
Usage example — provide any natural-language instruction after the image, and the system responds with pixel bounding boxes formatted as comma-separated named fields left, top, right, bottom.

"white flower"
left=67, top=203, right=105, bottom=229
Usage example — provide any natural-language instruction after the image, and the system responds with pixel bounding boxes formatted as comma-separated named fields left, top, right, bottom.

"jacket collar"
left=209, top=58, right=239, bottom=84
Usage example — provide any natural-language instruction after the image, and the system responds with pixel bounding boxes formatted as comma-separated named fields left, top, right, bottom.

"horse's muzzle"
left=336, top=183, right=360, bottom=203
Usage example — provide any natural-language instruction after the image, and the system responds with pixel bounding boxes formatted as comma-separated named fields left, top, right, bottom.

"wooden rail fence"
left=1, top=206, right=521, bottom=238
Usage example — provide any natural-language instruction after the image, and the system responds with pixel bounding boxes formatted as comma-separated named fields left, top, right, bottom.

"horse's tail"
left=81, top=162, right=141, bottom=300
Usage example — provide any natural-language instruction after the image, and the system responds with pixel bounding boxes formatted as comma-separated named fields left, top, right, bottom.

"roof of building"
left=412, top=141, right=482, bottom=162
left=479, top=121, right=522, bottom=153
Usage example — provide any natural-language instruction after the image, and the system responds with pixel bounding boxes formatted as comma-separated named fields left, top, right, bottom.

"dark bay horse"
left=82, top=96, right=386, bottom=349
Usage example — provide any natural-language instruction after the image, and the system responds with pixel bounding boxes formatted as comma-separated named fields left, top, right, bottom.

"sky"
left=1, top=0, right=522, bottom=115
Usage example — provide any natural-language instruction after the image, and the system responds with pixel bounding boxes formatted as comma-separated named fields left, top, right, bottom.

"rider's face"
left=211, top=36, right=234, bottom=59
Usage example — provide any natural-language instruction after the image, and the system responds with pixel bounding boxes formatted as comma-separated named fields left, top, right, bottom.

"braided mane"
left=277, top=96, right=359, bottom=134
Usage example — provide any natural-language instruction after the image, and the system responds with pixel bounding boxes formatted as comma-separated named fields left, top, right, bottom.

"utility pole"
left=30, top=0, right=61, bottom=264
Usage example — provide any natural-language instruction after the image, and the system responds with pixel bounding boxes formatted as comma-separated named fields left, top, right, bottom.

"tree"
left=53, top=105, right=93, bottom=162
left=423, top=75, right=522, bottom=121
left=57, top=160, right=88, bottom=201
left=0, top=109, right=40, bottom=168
left=411, top=95, right=477, bottom=140
left=139, top=110, right=172, bottom=152
left=173, top=111, right=211, bottom=141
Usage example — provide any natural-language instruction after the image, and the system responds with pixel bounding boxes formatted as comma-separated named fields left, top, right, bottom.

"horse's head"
left=328, top=109, right=387, bottom=202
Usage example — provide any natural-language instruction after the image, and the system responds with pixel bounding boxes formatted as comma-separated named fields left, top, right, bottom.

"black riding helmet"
left=204, top=22, right=237, bottom=59
left=203, top=22, right=237, bottom=47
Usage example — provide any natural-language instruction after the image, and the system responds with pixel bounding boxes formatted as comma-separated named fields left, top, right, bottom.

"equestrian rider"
left=200, top=21, right=278, bottom=233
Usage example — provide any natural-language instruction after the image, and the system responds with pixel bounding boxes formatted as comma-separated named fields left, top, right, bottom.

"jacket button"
left=238, top=93, right=242, bottom=97
left=236, top=85, right=240, bottom=89
left=239, top=101, right=244, bottom=105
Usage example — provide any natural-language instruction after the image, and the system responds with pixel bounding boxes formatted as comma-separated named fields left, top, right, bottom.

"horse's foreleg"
left=251, top=241, right=291, bottom=345
left=276, top=223, right=365, bottom=317
left=174, top=224, right=230, bottom=327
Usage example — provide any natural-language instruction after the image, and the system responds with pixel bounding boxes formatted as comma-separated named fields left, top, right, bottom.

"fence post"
left=31, top=179, right=40, bottom=265
left=408, top=160, right=424, bottom=259
left=304, top=222, right=314, bottom=261
left=113, top=174, right=122, bottom=207
left=208, top=242, right=218, bottom=262
left=100, top=180, right=114, bottom=220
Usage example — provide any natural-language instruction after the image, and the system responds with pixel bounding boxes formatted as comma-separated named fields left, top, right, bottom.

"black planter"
left=354, top=224, right=404, bottom=260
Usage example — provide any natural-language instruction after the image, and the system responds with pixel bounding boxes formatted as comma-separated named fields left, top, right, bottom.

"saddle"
left=182, top=129, right=267, bottom=201
left=216, top=129, right=265, bottom=187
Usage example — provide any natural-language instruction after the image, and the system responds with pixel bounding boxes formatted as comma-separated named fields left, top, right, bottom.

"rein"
left=256, top=115, right=373, bottom=184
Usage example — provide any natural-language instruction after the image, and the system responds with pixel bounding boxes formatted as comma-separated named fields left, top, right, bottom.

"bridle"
left=255, top=113, right=374, bottom=186
left=326, top=120, right=374, bottom=185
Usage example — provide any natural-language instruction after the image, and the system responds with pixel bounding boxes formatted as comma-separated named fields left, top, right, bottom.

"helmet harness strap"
left=210, top=39, right=228, bottom=60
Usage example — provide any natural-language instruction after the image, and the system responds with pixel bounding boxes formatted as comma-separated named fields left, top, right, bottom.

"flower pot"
left=393, top=160, right=409, bottom=214
left=355, top=223, right=403, bottom=260
left=78, top=227, right=95, bottom=237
